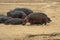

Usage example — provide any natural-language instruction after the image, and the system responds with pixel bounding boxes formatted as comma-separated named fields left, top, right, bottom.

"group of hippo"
left=0, top=8, right=51, bottom=25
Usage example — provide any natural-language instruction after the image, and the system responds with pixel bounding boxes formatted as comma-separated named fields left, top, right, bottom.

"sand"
left=0, top=2, right=60, bottom=40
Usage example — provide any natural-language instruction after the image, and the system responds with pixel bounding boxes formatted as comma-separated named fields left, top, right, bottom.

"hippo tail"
left=47, top=17, right=52, bottom=23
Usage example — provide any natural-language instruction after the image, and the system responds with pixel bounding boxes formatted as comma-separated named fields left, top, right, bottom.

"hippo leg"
left=4, top=22, right=9, bottom=25
left=22, top=22, right=26, bottom=25
left=30, top=22, right=34, bottom=25
left=42, top=19, right=47, bottom=25
left=44, top=20, right=47, bottom=25
left=30, top=21, right=35, bottom=25
left=44, top=22, right=46, bottom=25
left=40, top=22, right=43, bottom=25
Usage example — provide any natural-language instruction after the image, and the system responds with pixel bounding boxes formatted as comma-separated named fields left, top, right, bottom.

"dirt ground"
left=0, top=2, right=60, bottom=40
left=0, top=0, right=60, bottom=3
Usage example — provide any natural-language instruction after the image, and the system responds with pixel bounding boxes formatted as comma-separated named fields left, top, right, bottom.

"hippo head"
left=22, top=17, right=29, bottom=25
left=24, top=17, right=29, bottom=22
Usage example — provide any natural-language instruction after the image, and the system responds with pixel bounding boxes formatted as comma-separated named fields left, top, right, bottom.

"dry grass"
left=0, top=2, right=60, bottom=40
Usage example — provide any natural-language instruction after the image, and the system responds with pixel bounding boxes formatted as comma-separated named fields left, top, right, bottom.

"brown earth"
left=0, top=2, right=60, bottom=40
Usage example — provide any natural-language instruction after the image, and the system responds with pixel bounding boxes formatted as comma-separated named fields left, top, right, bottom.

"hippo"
left=7, top=11, right=26, bottom=19
left=24, top=12, right=51, bottom=25
left=4, top=18, right=26, bottom=25
left=13, top=8, right=33, bottom=15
